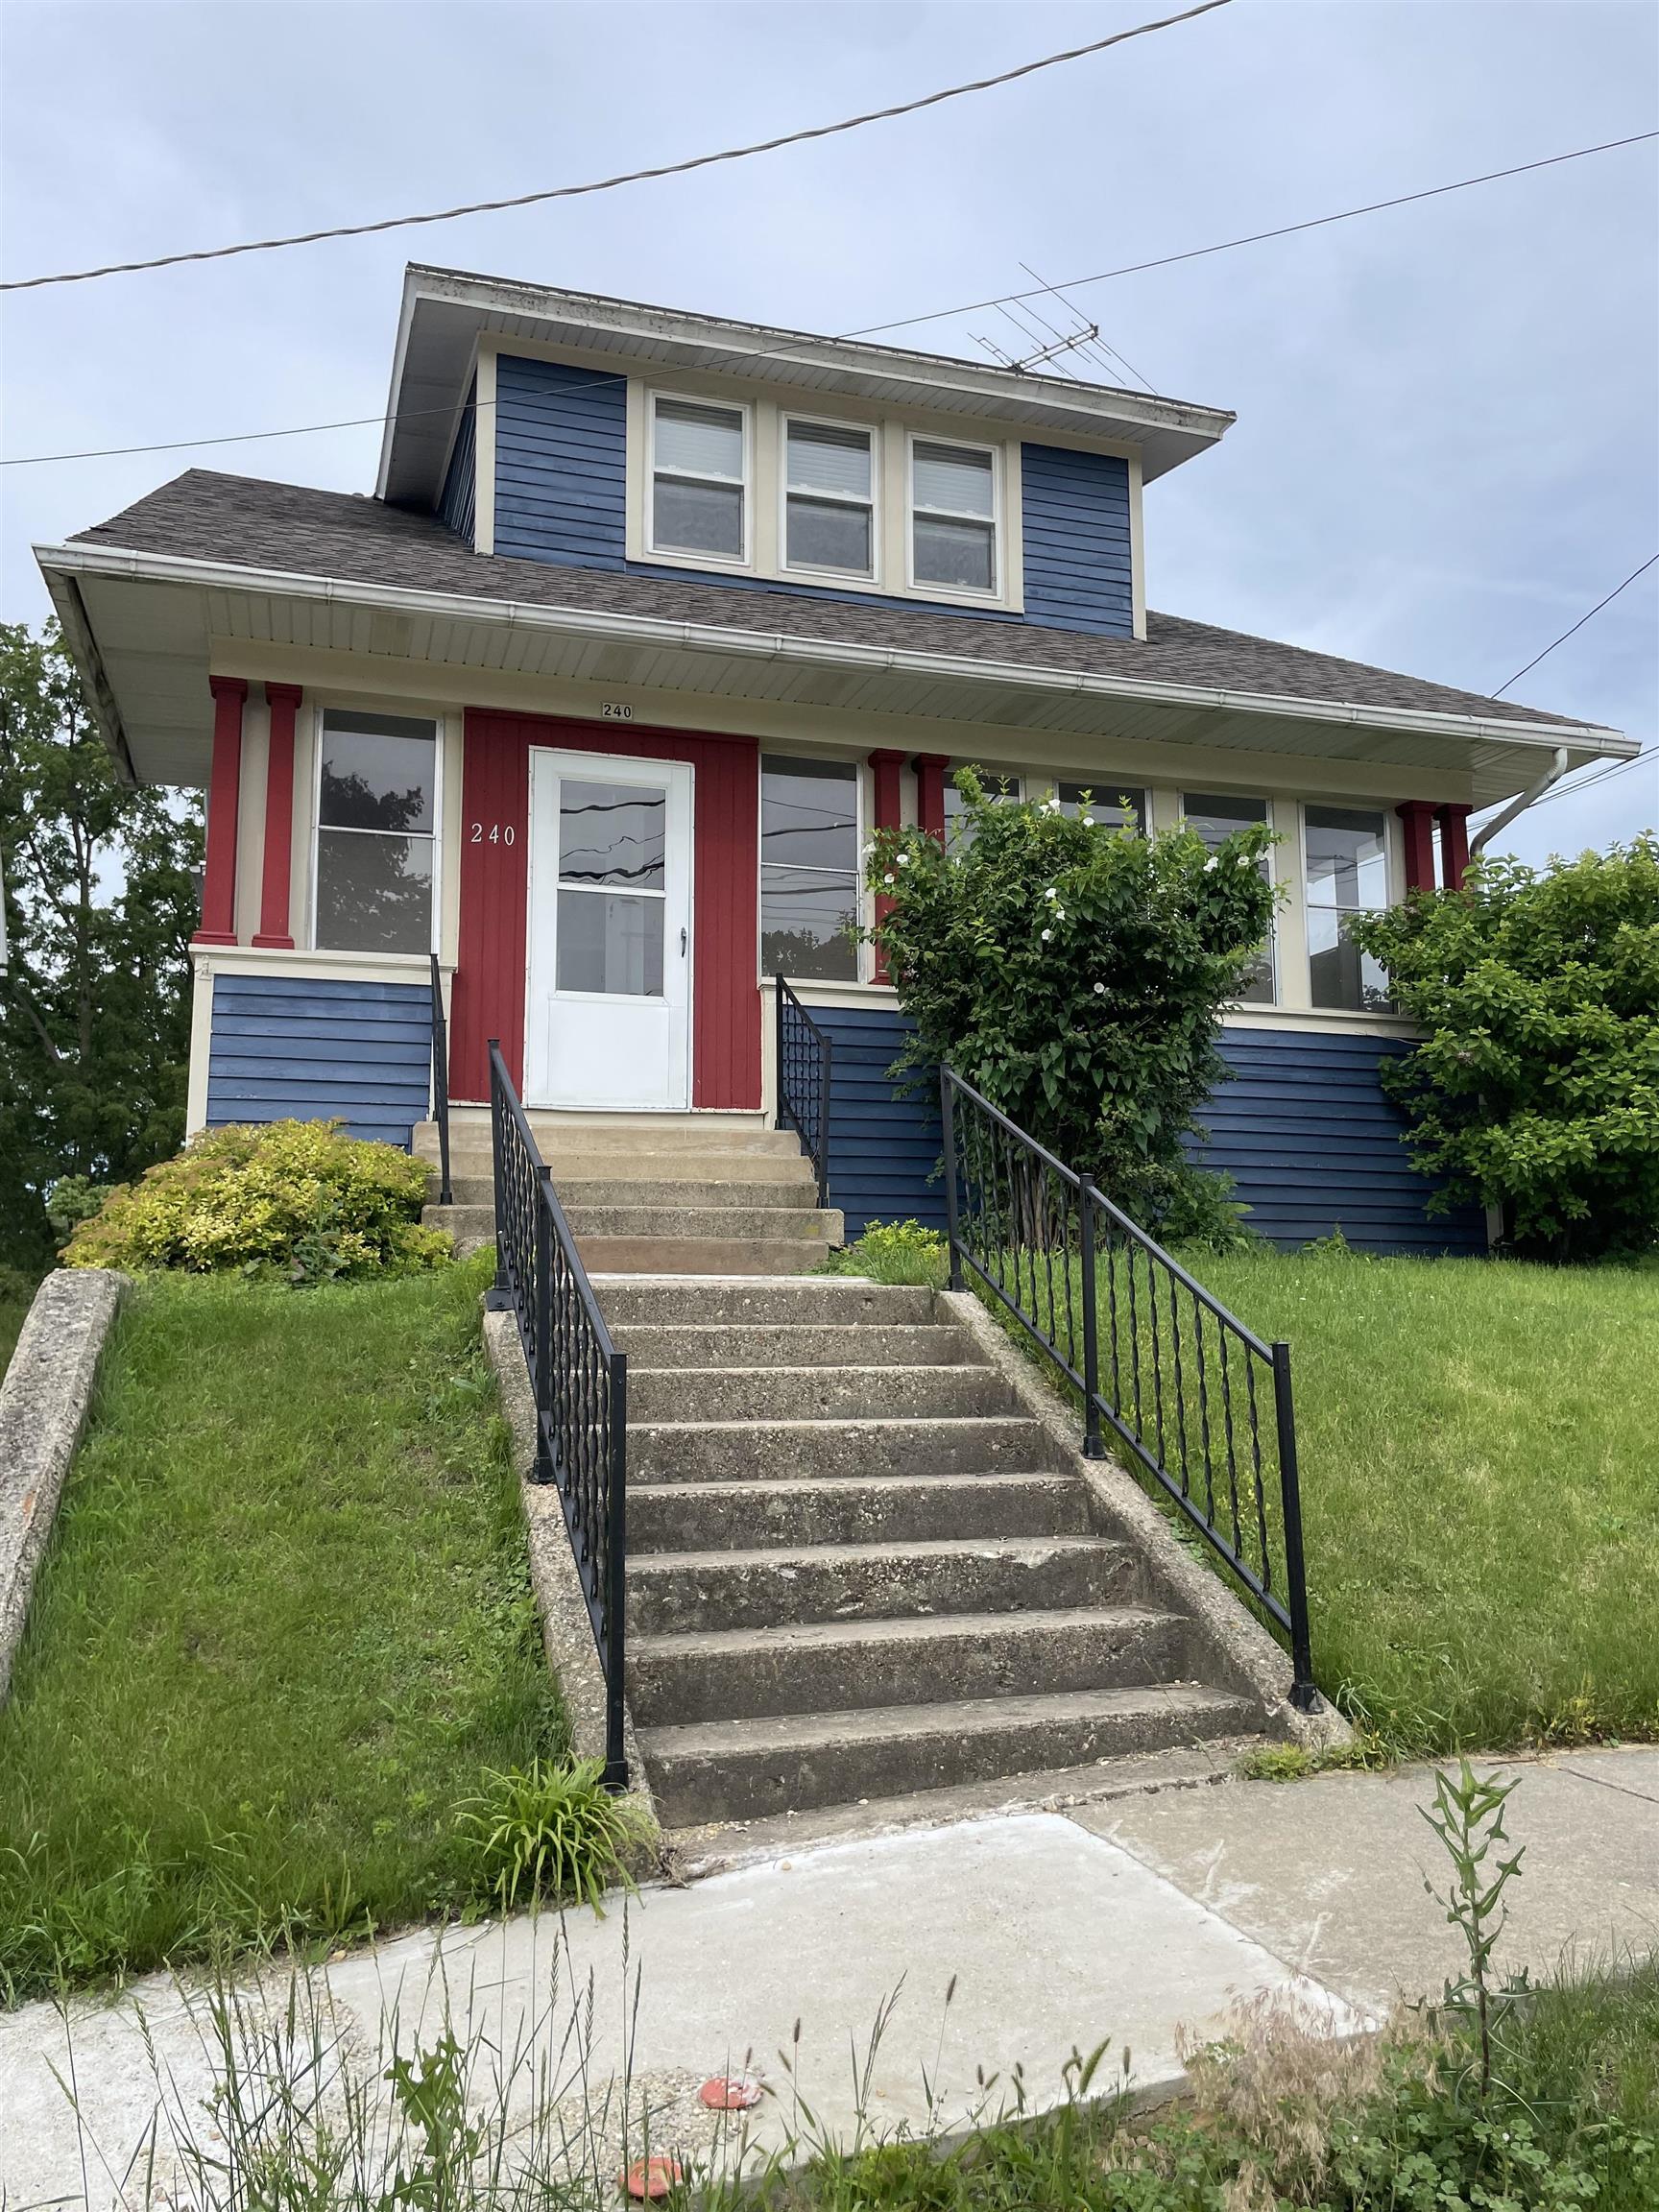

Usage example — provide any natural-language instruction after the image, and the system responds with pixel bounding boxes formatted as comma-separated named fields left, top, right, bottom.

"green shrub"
left=821, top=1218, right=950, bottom=1286
left=456, top=1757, right=654, bottom=1913
left=1350, top=837, right=1659, bottom=1261
left=44, top=1173, right=108, bottom=1239
left=866, top=771, right=1276, bottom=1235
left=61, top=1118, right=450, bottom=1283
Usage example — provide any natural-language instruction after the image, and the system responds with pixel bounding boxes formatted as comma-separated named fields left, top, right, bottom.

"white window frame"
left=645, top=388, right=753, bottom=569
left=757, top=751, right=867, bottom=987
left=906, top=429, right=1002, bottom=602
left=1300, top=800, right=1396, bottom=1014
left=779, top=411, right=881, bottom=585
left=308, top=703, right=444, bottom=958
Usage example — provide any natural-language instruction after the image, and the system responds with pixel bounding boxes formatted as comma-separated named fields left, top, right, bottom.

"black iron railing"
left=775, top=975, right=832, bottom=1209
left=940, top=1067, right=1316, bottom=1709
left=428, top=953, right=452, bottom=1206
left=489, top=1042, right=628, bottom=1787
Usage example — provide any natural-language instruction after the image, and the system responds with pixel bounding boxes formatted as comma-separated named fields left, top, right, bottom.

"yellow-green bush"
left=63, top=1119, right=451, bottom=1284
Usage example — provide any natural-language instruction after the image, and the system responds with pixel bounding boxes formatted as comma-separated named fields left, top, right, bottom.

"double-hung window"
left=759, top=755, right=860, bottom=982
left=784, top=419, right=875, bottom=578
left=911, top=439, right=998, bottom=594
left=1056, top=780, right=1146, bottom=830
left=1305, top=805, right=1392, bottom=1011
left=943, top=773, right=1022, bottom=851
left=1183, top=791, right=1276, bottom=1004
left=314, top=709, right=437, bottom=954
left=650, top=396, right=747, bottom=561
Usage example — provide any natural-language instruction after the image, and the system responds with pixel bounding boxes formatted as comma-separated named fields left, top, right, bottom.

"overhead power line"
left=1492, top=550, right=1659, bottom=697
left=1525, top=748, right=1656, bottom=811
left=0, top=1, right=1231, bottom=293
left=7, top=127, right=1655, bottom=471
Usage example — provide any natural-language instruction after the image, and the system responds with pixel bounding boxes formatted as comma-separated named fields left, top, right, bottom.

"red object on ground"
left=698, top=2074, right=763, bottom=2110
left=620, top=2155, right=685, bottom=2199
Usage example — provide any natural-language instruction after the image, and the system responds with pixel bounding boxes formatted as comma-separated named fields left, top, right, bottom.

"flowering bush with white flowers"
left=864, top=768, right=1277, bottom=1238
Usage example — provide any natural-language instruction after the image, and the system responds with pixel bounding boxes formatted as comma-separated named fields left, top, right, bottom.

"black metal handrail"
left=428, top=953, right=452, bottom=1206
left=940, top=1067, right=1316, bottom=1710
left=775, top=975, right=832, bottom=1210
left=489, top=1042, right=628, bottom=1787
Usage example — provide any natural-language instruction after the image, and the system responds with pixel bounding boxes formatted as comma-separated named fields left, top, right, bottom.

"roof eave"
left=36, top=538, right=1633, bottom=770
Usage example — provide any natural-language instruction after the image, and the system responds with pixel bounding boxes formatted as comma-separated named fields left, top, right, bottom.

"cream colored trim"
left=1128, top=451, right=1146, bottom=641
left=641, top=384, right=756, bottom=572
left=231, top=689, right=269, bottom=944
left=195, top=944, right=450, bottom=986
left=1218, top=1005, right=1419, bottom=1038
left=779, top=407, right=882, bottom=589
left=185, top=963, right=214, bottom=1136
left=286, top=702, right=313, bottom=946
left=440, top=711, right=464, bottom=967
left=473, top=345, right=497, bottom=555
left=1274, top=798, right=1311, bottom=1013
left=760, top=977, right=900, bottom=1010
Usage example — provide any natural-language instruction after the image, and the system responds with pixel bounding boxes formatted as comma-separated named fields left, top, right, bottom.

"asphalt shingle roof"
left=70, top=469, right=1585, bottom=731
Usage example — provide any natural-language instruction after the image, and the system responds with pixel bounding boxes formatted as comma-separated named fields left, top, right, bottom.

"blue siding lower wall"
left=814, top=1004, right=1484, bottom=1256
left=1019, top=444, right=1133, bottom=637
left=206, top=975, right=433, bottom=1149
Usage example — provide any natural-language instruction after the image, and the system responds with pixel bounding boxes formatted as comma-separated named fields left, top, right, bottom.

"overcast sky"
left=3, top=0, right=1655, bottom=861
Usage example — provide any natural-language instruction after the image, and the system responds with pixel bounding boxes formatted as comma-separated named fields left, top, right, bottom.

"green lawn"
left=1181, top=1246, right=1659, bottom=1755
left=0, top=1252, right=566, bottom=2006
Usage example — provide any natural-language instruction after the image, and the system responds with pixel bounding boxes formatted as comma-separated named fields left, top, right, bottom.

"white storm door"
left=525, top=749, right=692, bottom=1110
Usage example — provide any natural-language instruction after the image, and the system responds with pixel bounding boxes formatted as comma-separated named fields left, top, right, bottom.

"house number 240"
left=469, top=822, right=516, bottom=845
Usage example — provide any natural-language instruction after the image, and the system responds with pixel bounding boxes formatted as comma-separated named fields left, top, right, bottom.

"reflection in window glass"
left=558, top=781, right=666, bottom=888
left=557, top=889, right=664, bottom=997
left=653, top=397, right=744, bottom=559
left=943, top=774, right=1021, bottom=851
left=1305, top=805, right=1392, bottom=1011
left=314, top=712, right=437, bottom=952
left=1056, top=781, right=1145, bottom=830
left=760, top=756, right=859, bottom=980
left=1183, top=791, right=1275, bottom=1004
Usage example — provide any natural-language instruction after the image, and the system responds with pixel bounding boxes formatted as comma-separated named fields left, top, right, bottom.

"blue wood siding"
left=1019, top=444, right=1134, bottom=637
left=493, top=355, right=629, bottom=567
left=206, top=974, right=433, bottom=1149
left=811, top=1003, right=1482, bottom=1255
left=439, top=379, right=477, bottom=544
left=485, top=357, right=1136, bottom=634
left=1197, top=1029, right=1486, bottom=1253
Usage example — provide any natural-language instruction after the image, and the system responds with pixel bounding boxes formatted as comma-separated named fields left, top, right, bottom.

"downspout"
left=1469, top=746, right=1570, bottom=858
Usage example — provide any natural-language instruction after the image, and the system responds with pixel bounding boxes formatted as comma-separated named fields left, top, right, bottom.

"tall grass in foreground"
left=0, top=1255, right=571, bottom=2006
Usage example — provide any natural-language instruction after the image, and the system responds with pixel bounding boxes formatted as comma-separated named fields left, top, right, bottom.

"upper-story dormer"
left=378, top=266, right=1237, bottom=641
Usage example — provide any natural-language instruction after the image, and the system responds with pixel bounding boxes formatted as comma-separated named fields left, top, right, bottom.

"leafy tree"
left=1351, top=838, right=1659, bottom=1262
left=0, top=621, right=203, bottom=1267
left=865, top=770, right=1276, bottom=1233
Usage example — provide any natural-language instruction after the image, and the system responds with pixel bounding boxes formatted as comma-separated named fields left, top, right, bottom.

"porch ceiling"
left=41, top=550, right=1633, bottom=807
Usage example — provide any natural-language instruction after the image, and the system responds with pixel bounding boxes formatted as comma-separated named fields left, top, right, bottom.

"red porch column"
left=1396, top=801, right=1437, bottom=895
left=1437, top=803, right=1472, bottom=891
left=914, top=752, right=950, bottom=845
left=194, top=676, right=247, bottom=945
left=253, top=681, right=302, bottom=948
left=868, top=748, right=906, bottom=983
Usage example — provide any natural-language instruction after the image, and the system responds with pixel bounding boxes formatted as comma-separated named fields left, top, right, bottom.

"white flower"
left=1054, top=908, right=1066, bottom=921
left=882, top=871, right=895, bottom=885
left=1044, top=887, right=1058, bottom=902
left=1204, top=854, right=1218, bottom=872
left=1040, top=928, right=1052, bottom=943
left=1094, top=982, right=1106, bottom=996
left=896, top=851, right=911, bottom=867
left=1046, top=797, right=1063, bottom=812
left=1080, top=815, right=1094, bottom=827
left=861, top=842, right=875, bottom=861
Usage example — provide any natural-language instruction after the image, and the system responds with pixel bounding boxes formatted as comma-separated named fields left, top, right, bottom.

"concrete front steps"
left=597, top=1275, right=1264, bottom=1833
left=414, top=1109, right=842, bottom=1275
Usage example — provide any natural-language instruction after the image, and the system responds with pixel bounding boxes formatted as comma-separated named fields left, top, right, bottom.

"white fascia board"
left=35, top=539, right=1636, bottom=766
left=373, top=265, right=425, bottom=501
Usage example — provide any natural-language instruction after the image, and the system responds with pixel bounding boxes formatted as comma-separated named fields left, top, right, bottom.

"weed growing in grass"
left=1235, top=1733, right=1390, bottom=1783
left=1420, top=1759, right=1527, bottom=2098
left=818, top=1220, right=950, bottom=1288
left=457, top=1760, right=655, bottom=1914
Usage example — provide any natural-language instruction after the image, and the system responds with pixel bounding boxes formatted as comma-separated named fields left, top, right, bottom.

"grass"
left=0, top=1250, right=568, bottom=2006
left=1186, top=1245, right=1659, bottom=1755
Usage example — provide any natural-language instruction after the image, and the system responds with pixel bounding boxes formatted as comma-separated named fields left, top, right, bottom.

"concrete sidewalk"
left=3, top=1748, right=1655, bottom=2206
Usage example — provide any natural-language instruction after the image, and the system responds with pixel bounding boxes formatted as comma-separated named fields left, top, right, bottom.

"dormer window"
left=784, top=419, right=876, bottom=578
left=911, top=438, right=998, bottom=595
left=649, top=396, right=748, bottom=562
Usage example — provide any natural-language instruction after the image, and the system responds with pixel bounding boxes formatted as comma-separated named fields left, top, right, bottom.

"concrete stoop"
left=594, top=1274, right=1276, bottom=1836
left=413, top=1112, right=842, bottom=1273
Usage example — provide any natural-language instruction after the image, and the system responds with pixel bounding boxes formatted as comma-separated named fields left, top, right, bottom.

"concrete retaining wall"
left=0, top=1269, right=126, bottom=1706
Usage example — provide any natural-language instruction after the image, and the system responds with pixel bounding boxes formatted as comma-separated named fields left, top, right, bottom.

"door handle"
left=681, top=927, right=688, bottom=957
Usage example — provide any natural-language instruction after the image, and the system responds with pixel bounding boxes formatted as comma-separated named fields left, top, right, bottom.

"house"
left=36, top=264, right=1635, bottom=1252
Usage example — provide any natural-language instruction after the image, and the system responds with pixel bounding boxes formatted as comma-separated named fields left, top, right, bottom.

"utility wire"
left=8, top=127, right=1654, bottom=471
left=0, top=1, right=1231, bottom=293
left=1491, top=551, right=1659, bottom=696
left=1525, top=748, right=1656, bottom=810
